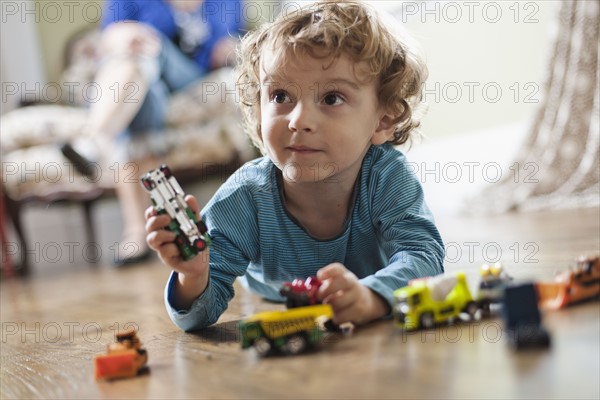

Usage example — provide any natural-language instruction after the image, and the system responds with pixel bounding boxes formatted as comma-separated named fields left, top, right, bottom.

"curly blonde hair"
left=236, top=0, right=428, bottom=154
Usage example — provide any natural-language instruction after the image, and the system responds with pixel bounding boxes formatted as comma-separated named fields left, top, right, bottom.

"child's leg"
left=102, top=29, right=204, bottom=264
left=73, top=22, right=205, bottom=263
left=111, top=155, right=158, bottom=265
left=85, top=57, right=151, bottom=146
left=110, top=81, right=169, bottom=261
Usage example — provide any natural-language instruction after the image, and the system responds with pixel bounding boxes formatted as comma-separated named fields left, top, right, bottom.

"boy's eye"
left=271, top=90, right=291, bottom=104
left=323, top=92, right=344, bottom=106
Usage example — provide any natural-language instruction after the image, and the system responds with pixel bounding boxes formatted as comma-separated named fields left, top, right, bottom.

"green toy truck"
left=239, top=304, right=334, bottom=356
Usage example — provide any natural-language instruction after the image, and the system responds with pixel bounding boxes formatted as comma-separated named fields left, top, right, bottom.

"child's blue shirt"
left=165, top=144, right=445, bottom=331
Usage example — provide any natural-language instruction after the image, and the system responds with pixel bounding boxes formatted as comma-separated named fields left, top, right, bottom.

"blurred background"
left=2, top=0, right=557, bottom=134
left=1, top=0, right=598, bottom=275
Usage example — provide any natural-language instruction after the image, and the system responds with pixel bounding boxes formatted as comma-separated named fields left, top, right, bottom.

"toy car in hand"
left=141, top=165, right=211, bottom=260
left=279, top=277, right=348, bottom=333
left=279, top=276, right=323, bottom=308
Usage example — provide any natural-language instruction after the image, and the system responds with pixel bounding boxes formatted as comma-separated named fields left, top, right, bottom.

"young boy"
left=145, top=1, right=444, bottom=331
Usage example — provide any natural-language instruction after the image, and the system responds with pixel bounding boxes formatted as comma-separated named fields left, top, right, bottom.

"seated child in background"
left=145, top=0, right=445, bottom=331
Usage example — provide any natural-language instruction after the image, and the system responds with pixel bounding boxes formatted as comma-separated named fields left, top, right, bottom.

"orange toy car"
left=537, top=255, right=600, bottom=310
left=94, top=328, right=148, bottom=381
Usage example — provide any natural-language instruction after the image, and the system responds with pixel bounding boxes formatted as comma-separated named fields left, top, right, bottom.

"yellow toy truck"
left=239, top=304, right=334, bottom=356
left=393, top=272, right=478, bottom=330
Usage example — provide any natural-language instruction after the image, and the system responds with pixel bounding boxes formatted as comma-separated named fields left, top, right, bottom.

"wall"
left=35, top=0, right=102, bottom=84
left=0, top=0, right=46, bottom=113
left=5, top=0, right=560, bottom=139
left=382, top=0, right=560, bottom=138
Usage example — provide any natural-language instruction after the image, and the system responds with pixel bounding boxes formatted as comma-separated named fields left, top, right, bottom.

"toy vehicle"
left=279, top=277, right=348, bottom=333
left=279, top=276, right=323, bottom=308
left=476, top=262, right=513, bottom=315
left=503, top=283, right=550, bottom=350
left=239, top=304, right=334, bottom=356
left=141, top=165, right=211, bottom=260
left=536, top=255, right=600, bottom=310
left=94, top=328, right=148, bottom=380
left=393, top=272, right=478, bottom=330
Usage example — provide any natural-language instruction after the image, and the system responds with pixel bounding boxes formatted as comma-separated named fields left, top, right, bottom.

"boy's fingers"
left=184, top=194, right=201, bottom=219
left=145, top=214, right=172, bottom=232
left=146, top=229, right=176, bottom=250
left=144, top=206, right=157, bottom=219
left=325, top=289, right=356, bottom=312
left=331, top=307, right=352, bottom=325
left=331, top=305, right=366, bottom=326
left=161, top=244, right=183, bottom=263
left=317, top=262, right=345, bottom=280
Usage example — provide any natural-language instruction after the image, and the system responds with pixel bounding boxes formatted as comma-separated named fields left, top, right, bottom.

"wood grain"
left=1, top=207, right=599, bottom=399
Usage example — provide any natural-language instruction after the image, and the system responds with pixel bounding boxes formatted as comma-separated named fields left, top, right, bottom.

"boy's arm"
left=164, top=185, right=260, bottom=331
left=360, top=208, right=445, bottom=313
left=360, top=152, right=445, bottom=312
left=318, top=158, right=444, bottom=324
left=164, top=230, right=251, bottom=331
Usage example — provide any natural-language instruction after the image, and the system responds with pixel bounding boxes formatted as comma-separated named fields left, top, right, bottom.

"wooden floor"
left=1, top=206, right=599, bottom=399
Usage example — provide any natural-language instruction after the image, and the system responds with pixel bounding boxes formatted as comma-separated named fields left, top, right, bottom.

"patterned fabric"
left=475, top=0, right=599, bottom=212
left=165, top=144, right=445, bottom=331
left=0, top=67, right=252, bottom=200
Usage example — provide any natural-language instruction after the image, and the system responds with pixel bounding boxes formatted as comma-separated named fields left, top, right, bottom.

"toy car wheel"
left=420, top=312, right=435, bottom=329
left=479, top=300, right=491, bottom=314
left=193, top=239, right=206, bottom=252
left=465, top=301, right=479, bottom=318
left=196, top=220, right=208, bottom=235
left=285, top=298, right=297, bottom=309
left=141, top=177, right=155, bottom=191
left=253, top=337, right=272, bottom=357
left=159, top=165, right=172, bottom=178
left=284, top=334, right=307, bottom=355
left=176, top=236, right=186, bottom=246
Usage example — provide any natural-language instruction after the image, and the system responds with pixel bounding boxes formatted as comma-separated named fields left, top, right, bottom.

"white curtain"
left=474, top=0, right=599, bottom=212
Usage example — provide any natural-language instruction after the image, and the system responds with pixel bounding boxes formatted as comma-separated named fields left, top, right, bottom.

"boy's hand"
left=317, top=263, right=390, bottom=326
left=145, top=194, right=209, bottom=309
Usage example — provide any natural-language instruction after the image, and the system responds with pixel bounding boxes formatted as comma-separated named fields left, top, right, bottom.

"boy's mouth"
left=287, top=145, right=320, bottom=153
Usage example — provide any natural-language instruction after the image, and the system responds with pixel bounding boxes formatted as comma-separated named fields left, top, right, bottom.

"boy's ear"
left=371, top=113, right=396, bottom=145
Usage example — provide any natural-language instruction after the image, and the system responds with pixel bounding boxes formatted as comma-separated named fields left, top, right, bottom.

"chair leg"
left=82, top=200, right=100, bottom=264
left=0, top=192, right=14, bottom=276
left=3, top=195, right=29, bottom=275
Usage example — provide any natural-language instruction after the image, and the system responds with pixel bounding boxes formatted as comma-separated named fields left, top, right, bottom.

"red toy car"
left=280, top=276, right=323, bottom=308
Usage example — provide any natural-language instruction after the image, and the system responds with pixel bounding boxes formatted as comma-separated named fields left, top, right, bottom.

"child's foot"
left=60, top=142, right=97, bottom=178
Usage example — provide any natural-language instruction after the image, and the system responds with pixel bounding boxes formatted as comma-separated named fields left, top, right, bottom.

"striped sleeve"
left=360, top=147, right=445, bottom=309
left=165, top=178, right=260, bottom=331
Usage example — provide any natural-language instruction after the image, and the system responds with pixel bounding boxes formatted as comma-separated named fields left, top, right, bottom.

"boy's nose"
left=288, top=103, right=316, bottom=133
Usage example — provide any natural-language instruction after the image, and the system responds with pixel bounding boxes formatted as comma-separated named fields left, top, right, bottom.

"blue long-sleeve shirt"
left=101, top=0, right=243, bottom=72
left=165, top=144, right=445, bottom=331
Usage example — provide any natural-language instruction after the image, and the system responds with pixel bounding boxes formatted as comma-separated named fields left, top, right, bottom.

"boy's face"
left=259, top=49, right=394, bottom=185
